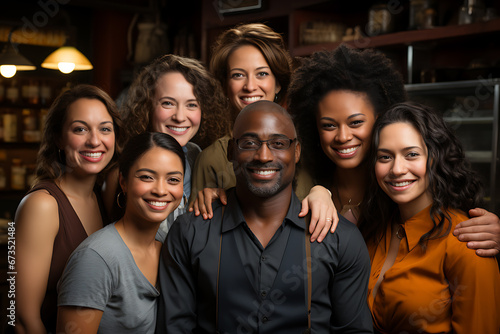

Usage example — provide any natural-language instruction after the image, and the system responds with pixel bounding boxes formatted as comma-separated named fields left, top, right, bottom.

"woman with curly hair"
left=104, top=54, right=231, bottom=232
left=189, top=23, right=337, bottom=242
left=361, top=102, right=499, bottom=333
left=290, top=44, right=406, bottom=223
left=288, top=45, right=500, bottom=257
left=15, top=84, right=123, bottom=333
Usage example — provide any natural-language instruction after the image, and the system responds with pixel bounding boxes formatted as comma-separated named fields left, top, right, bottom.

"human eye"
left=377, top=154, right=391, bottom=162
left=320, top=122, right=336, bottom=131
left=230, top=72, right=244, bottom=79
left=256, top=71, right=270, bottom=77
left=72, top=126, right=87, bottom=134
left=350, top=119, right=364, bottom=127
left=161, top=100, right=175, bottom=108
left=137, top=174, right=154, bottom=181
left=406, top=151, right=420, bottom=159
left=187, top=102, right=199, bottom=109
left=100, top=125, right=114, bottom=133
left=269, top=138, right=289, bottom=150
left=239, top=138, right=260, bottom=150
left=168, top=176, right=183, bottom=184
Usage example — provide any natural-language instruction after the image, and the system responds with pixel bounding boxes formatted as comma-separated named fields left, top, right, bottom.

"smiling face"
left=151, top=72, right=202, bottom=147
left=226, top=45, right=281, bottom=113
left=60, top=98, right=115, bottom=177
left=316, top=90, right=376, bottom=171
left=120, top=146, right=184, bottom=224
left=232, top=104, right=300, bottom=198
left=375, top=122, right=432, bottom=219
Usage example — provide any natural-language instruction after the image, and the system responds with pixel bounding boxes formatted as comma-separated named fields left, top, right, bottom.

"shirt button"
left=261, top=290, right=267, bottom=298
left=262, top=316, right=268, bottom=323
left=261, top=256, right=266, bottom=261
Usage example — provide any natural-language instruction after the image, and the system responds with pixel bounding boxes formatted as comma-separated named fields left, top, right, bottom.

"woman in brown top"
left=14, top=85, right=123, bottom=334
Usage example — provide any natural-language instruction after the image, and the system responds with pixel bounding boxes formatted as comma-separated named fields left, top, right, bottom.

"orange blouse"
left=367, top=206, right=500, bottom=334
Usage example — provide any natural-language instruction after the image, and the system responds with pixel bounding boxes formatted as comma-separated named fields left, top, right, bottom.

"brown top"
left=27, top=180, right=107, bottom=333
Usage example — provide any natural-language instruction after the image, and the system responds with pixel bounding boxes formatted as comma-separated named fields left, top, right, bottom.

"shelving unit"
left=406, top=79, right=500, bottom=212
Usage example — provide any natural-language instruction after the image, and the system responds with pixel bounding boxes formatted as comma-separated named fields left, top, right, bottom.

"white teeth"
left=148, top=201, right=167, bottom=207
left=168, top=126, right=188, bottom=132
left=254, top=170, right=277, bottom=175
left=82, top=152, right=102, bottom=158
left=392, top=181, right=412, bottom=187
left=337, top=146, right=358, bottom=154
left=242, top=96, right=262, bottom=102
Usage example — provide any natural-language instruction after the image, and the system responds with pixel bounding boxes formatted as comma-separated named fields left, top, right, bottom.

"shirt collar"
left=402, top=205, right=435, bottom=251
left=221, top=189, right=306, bottom=233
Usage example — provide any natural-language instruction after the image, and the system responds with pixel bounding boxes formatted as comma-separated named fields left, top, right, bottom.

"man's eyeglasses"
left=234, top=137, right=296, bottom=151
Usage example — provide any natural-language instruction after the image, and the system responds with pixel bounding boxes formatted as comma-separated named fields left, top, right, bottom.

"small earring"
left=117, top=192, right=126, bottom=209
left=274, top=94, right=278, bottom=102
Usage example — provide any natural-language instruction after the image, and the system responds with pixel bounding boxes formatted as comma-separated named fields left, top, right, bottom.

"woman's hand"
left=299, top=185, right=338, bottom=243
left=188, top=188, right=227, bottom=219
left=453, top=208, right=500, bottom=257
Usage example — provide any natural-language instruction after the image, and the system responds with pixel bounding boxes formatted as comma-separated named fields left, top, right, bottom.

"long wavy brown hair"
left=122, top=54, right=231, bottom=148
left=34, top=84, right=123, bottom=186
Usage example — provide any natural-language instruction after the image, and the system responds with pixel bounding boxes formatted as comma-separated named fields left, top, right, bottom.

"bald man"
left=157, top=101, right=373, bottom=333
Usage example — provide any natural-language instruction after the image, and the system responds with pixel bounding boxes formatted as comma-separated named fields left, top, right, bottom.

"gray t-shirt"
left=58, top=223, right=166, bottom=333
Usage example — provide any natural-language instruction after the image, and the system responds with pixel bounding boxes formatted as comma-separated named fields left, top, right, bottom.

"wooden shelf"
left=290, top=17, right=500, bottom=57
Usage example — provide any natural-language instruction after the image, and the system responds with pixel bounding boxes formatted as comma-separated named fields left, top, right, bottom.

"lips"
left=241, top=96, right=262, bottom=104
left=386, top=180, right=416, bottom=191
left=145, top=200, right=168, bottom=210
left=80, top=151, right=104, bottom=162
left=334, top=145, right=360, bottom=158
left=167, top=125, right=190, bottom=134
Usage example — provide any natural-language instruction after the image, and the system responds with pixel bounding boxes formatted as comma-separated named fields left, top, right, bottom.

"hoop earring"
left=117, top=192, right=126, bottom=209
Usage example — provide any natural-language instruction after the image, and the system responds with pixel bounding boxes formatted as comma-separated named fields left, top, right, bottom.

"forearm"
left=16, top=317, right=47, bottom=334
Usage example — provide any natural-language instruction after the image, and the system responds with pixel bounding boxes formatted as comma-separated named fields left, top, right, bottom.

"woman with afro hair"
left=288, top=44, right=500, bottom=256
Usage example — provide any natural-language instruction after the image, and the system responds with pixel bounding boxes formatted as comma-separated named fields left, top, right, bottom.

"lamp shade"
left=41, top=46, right=93, bottom=73
left=0, top=43, right=36, bottom=71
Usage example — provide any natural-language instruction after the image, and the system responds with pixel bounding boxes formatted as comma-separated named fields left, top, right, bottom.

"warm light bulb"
left=57, top=62, right=76, bottom=74
left=0, top=65, right=17, bottom=78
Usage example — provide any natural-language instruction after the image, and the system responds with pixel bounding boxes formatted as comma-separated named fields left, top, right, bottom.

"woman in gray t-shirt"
left=57, top=132, right=185, bottom=333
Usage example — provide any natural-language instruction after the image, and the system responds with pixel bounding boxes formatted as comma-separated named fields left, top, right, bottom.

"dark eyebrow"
left=71, top=120, right=113, bottom=126
left=377, top=146, right=422, bottom=152
left=136, top=168, right=184, bottom=176
left=230, top=66, right=270, bottom=72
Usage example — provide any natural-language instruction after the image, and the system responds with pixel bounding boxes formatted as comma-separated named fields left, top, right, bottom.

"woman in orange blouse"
left=360, top=102, right=500, bottom=334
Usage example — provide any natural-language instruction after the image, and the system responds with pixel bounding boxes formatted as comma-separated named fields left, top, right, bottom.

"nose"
left=152, top=180, right=168, bottom=196
left=254, top=142, right=274, bottom=163
left=244, top=76, right=257, bottom=92
left=391, top=156, right=408, bottom=176
left=335, top=125, right=353, bottom=143
left=172, top=106, right=187, bottom=122
left=86, top=130, right=101, bottom=147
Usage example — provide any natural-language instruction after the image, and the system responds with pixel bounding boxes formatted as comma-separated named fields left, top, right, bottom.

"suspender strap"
left=216, top=206, right=225, bottom=334
left=305, top=214, right=312, bottom=332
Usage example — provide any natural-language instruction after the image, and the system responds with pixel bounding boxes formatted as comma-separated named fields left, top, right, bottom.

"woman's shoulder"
left=16, top=189, right=59, bottom=224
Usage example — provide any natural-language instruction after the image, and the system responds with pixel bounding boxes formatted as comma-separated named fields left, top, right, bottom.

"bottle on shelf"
left=3, top=108, right=18, bottom=142
left=0, top=165, right=6, bottom=190
left=6, top=80, right=19, bottom=105
left=22, top=108, right=40, bottom=142
left=11, top=159, right=26, bottom=190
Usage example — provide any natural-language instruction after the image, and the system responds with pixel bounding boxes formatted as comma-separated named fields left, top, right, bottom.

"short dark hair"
left=360, top=102, right=484, bottom=248
left=34, top=84, right=123, bottom=186
left=288, top=45, right=406, bottom=184
left=119, top=132, right=185, bottom=181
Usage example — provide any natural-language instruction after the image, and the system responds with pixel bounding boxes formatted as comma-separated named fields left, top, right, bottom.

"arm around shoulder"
left=15, top=191, right=60, bottom=333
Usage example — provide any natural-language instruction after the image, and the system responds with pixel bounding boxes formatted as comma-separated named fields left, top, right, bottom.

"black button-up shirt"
left=156, top=190, right=373, bottom=333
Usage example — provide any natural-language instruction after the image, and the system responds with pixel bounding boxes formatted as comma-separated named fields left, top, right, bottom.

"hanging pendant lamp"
left=0, top=28, right=36, bottom=78
left=41, top=46, right=93, bottom=74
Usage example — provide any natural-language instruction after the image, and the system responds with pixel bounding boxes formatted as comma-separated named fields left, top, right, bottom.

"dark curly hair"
left=122, top=54, right=231, bottom=148
left=34, top=84, right=123, bottom=186
left=288, top=44, right=406, bottom=185
left=210, top=23, right=292, bottom=119
left=359, top=102, right=484, bottom=248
